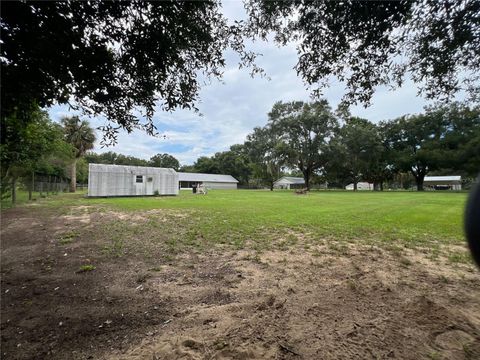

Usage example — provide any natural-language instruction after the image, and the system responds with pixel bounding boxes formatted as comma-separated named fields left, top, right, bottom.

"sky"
left=48, top=1, right=450, bottom=166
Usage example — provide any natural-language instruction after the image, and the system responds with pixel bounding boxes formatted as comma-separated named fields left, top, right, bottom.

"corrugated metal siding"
left=177, top=172, right=238, bottom=183
left=88, top=164, right=178, bottom=197
left=424, top=176, right=461, bottom=182
left=203, top=182, right=237, bottom=190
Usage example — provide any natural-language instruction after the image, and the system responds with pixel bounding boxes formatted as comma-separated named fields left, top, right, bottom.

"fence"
left=31, top=176, right=69, bottom=195
left=1, top=173, right=88, bottom=207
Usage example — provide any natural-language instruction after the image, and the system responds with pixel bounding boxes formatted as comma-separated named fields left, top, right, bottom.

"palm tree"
left=61, top=116, right=96, bottom=192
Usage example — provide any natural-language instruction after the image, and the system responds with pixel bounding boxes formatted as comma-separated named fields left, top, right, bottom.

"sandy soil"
left=1, top=205, right=480, bottom=360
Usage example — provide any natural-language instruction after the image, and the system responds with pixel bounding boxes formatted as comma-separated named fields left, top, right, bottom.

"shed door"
left=134, top=175, right=144, bottom=195
left=146, top=176, right=153, bottom=195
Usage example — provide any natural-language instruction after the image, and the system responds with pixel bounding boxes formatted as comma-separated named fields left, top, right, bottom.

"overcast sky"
left=47, top=1, right=457, bottom=166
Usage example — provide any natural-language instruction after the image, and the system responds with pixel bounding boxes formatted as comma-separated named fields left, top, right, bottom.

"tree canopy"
left=149, top=153, right=180, bottom=171
left=268, top=100, right=337, bottom=189
left=1, top=1, right=258, bottom=144
left=190, top=145, right=252, bottom=185
left=245, top=0, right=480, bottom=105
left=2, top=0, right=478, bottom=145
left=328, top=117, right=384, bottom=190
left=84, top=151, right=149, bottom=167
left=62, top=116, right=96, bottom=192
left=245, top=126, right=285, bottom=190
left=383, top=103, right=480, bottom=190
left=1, top=107, right=73, bottom=202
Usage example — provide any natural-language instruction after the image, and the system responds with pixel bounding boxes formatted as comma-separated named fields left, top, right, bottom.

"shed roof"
left=177, top=172, right=238, bottom=183
left=89, top=163, right=177, bottom=175
left=274, top=176, right=305, bottom=185
left=424, top=176, right=461, bottom=182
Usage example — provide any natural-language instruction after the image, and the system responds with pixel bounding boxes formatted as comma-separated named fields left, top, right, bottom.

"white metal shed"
left=88, top=164, right=179, bottom=197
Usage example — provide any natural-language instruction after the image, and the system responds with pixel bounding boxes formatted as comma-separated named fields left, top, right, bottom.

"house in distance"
left=424, top=176, right=462, bottom=190
left=273, top=176, right=305, bottom=190
left=345, top=182, right=374, bottom=191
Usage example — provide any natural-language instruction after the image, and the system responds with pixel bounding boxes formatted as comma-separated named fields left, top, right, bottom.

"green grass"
left=448, top=251, right=472, bottom=264
left=1, top=189, right=68, bottom=209
left=83, top=190, right=466, bottom=247
left=58, top=230, right=78, bottom=245
left=4, top=189, right=469, bottom=258
left=1, top=190, right=32, bottom=209
left=78, top=264, right=95, bottom=273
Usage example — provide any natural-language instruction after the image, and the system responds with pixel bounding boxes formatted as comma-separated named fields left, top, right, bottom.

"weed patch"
left=78, top=264, right=95, bottom=273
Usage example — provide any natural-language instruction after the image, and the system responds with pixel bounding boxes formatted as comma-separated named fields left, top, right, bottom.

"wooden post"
left=29, top=171, right=34, bottom=200
left=11, top=177, right=17, bottom=205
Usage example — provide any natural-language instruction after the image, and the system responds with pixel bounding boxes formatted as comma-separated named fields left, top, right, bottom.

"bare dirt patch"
left=1, top=206, right=480, bottom=360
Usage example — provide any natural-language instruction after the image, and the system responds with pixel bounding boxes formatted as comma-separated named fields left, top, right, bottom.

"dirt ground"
left=1, top=205, right=480, bottom=360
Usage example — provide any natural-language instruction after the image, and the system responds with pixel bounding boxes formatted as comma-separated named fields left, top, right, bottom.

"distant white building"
left=345, top=182, right=374, bottom=191
left=424, top=176, right=462, bottom=190
left=273, top=176, right=305, bottom=190
left=178, top=172, right=238, bottom=190
left=88, top=164, right=178, bottom=197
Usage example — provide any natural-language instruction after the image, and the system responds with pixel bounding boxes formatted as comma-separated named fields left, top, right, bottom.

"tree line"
left=1, top=99, right=478, bottom=206
left=89, top=100, right=477, bottom=191
left=83, top=152, right=180, bottom=172
left=1, top=107, right=96, bottom=204
left=186, top=101, right=480, bottom=191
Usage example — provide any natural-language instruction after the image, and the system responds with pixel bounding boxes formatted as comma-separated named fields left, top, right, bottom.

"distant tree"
left=385, top=115, right=444, bottom=191
left=149, top=153, right=180, bottom=170
left=427, top=103, right=480, bottom=177
left=84, top=151, right=119, bottom=165
left=1, top=107, right=69, bottom=204
left=84, top=151, right=150, bottom=167
left=385, top=103, right=480, bottom=190
left=328, top=117, right=382, bottom=191
left=62, top=116, right=96, bottom=192
left=116, top=155, right=149, bottom=167
left=245, top=0, right=480, bottom=105
left=193, top=156, right=220, bottom=174
left=245, top=126, right=285, bottom=190
left=269, top=100, right=337, bottom=190
left=362, top=124, right=395, bottom=191
left=178, top=164, right=196, bottom=173
left=190, top=147, right=252, bottom=185
left=75, top=158, right=89, bottom=184
left=217, top=145, right=252, bottom=184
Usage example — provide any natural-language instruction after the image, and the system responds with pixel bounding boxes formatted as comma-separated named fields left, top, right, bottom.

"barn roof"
left=274, top=176, right=305, bottom=185
left=424, top=176, right=461, bottom=182
left=89, top=163, right=177, bottom=175
left=177, top=172, right=238, bottom=183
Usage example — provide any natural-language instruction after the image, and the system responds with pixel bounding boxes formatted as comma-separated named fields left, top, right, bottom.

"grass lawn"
left=1, top=189, right=66, bottom=209
left=9, top=189, right=470, bottom=260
